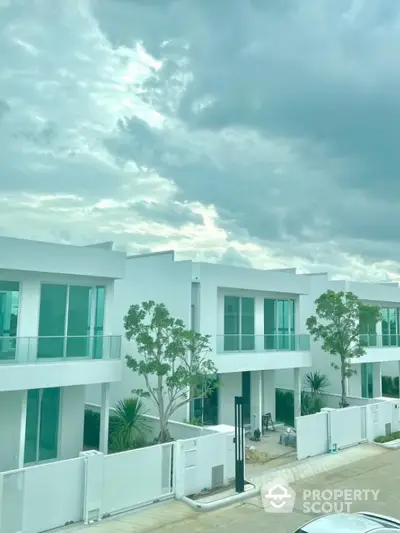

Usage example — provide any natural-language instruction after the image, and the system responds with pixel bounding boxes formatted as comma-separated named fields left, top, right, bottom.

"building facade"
left=0, top=237, right=125, bottom=472
left=107, top=251, right=313, bottom=429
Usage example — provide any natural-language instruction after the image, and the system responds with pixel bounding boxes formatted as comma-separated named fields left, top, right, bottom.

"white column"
left=398, top=362, right=400, bottom=399
left=294, top=368, right=301, bottom=420
left=372, top=363, right=382, bottom=398
left=99, top=383, right=110, bottom=454
left=17, top=390, right=28, bottom=468
left=376, top=320, right=382, bottom=347
left=262, top=370, right=276, bottom=420
left=258, top=371, right=262, bottom=431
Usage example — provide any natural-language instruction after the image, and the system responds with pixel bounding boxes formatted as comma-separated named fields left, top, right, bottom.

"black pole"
left=234, top=396, right=245, bottom=493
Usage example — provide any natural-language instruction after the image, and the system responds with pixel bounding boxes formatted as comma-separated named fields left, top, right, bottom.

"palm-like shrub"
left=109, top=397, right=150, bottom=452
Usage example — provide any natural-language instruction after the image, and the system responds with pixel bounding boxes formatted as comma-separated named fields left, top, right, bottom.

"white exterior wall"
left=0, top=236, right=125, bottom=279
left=58, top=385, right=85, bottom=460
left=0, top=390, right=25, bottom=471
left=86, top=252, right=193, bottom=421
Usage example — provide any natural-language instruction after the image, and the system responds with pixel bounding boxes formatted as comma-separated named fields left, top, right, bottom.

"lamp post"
left=234, top=396, right=245, bottom=493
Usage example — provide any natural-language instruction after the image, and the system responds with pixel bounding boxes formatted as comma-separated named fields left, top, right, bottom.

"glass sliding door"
left=38, top=285, right=67, bottom=358
left=264, top=299, right=276, bottom=349
left=37, top=283, right=106, bottom=359
left=277, top=300, right=289, bottom=349
left=0, top=281, right=19, bottom=361
left=38, top=388, right=61, bottom=461
left=224, top=296, right=240, bottom=350
left=241, top=297, right=255, bottom=350
left=289, top=300, right=295, bottom=350
left=389, top=308, right=397, bottom=346
left=24, top=387, right=61, bottom=464
left=66, top=286, right=92, bottom=358
left=24, top=389, right=40, bottom=464
left=361, top=363, right=373, bottom=399
left=381, top=308, right=389, bottom=346
left=93, top=286, right=105, bottom=359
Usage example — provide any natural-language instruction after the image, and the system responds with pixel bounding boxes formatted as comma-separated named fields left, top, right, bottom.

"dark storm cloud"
left=97, top=0, right=400, bottom=265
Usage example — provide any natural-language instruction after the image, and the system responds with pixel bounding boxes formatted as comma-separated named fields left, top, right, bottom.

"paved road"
left=149, top=449, right=400, bottom=533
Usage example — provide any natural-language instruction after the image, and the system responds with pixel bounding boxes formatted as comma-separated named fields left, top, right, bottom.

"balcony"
left=0, top=335, right=121, bottom=363
left=355, top=334, right=400, bottom=364
left=0, top=335, right=122, bottom=392
left=214, top=334, right=312, bottom=373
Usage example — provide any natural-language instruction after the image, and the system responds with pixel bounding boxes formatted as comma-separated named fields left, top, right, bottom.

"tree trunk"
left=340, top=356, right=348, bottom=407
left=157, top=416, right=172, bottom=443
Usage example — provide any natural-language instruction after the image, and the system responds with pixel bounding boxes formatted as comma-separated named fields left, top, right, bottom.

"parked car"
left=295, top=512, right=400, bottom=533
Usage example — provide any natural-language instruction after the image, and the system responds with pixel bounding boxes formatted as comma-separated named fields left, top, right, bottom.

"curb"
left=180, top=483, right=260, bottom=512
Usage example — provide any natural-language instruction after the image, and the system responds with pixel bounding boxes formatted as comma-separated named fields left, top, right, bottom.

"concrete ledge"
left=180, top=483, right=259, bottom=512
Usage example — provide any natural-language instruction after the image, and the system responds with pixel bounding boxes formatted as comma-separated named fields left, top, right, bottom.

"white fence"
left=0, top=429, right=235, bottom=533
left=296, top=398, right=400, bottom=460
left=84, top=402, right=213, bottom=441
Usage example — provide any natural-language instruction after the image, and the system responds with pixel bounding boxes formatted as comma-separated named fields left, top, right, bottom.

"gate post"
left=234, top=396, right=245, bottom=493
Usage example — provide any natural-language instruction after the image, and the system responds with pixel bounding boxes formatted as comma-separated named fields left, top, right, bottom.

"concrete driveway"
left=70, top=447, right=399, bottom=533
left=147, top=448, right=399, bottom=533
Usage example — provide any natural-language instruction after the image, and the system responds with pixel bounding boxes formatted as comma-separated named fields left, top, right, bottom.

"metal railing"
left=0, top=335, right=122, bottom=363
left=359, top=334, right=400, bottom=348
left=216, top=334, right=310, bottom=353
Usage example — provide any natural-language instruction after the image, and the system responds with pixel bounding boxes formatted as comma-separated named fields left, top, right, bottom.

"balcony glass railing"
left=360, top=334, right=400, bottom=348
left=0, top=335, right=122, bottom=364
left=216, top=334, right=310, bottom=353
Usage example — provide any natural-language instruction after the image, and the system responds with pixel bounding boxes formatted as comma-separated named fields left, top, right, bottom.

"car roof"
left=303, top=513, right=388, bottom=533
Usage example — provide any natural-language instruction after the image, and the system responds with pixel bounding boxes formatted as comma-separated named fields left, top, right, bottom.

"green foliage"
left=83, top=399, right=150, bottom=453
left=275, top=389, right=294, bottom=426
left=124, top=300, right=218, bottom=442
left=374, top=431, right=400, bottom=443
left=301, top=391, right=324, bottom=415
left=306, top=290, right=380, bottom=407
left=382, top=375, right=399, bottom=397
left=109, top=397, right=150, bottom=453
left=302, top=371, right=330, bottom=394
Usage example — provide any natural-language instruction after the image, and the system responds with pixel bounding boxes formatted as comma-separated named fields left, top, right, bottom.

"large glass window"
left=224, top=296, right=240, bottom=350
left=264, top=298, right=295, bottom=350
left=223, top=296, right=254, bottom=351
left=38, top=284, right=67, bottom=358
left=0, top=281, right=19, bottom=361
left=66, top=286, right=92, bottom=358
left=24, top=387, right=61, bottom=464
left=241, top=297, right=255, bottom=350
left=38, top=284, right=105, bottom=359
left=381, top=308, right=400, bottom=347
left=361, top=363, right=373, bottom=399
left=93, top=286, right=105, bottom=359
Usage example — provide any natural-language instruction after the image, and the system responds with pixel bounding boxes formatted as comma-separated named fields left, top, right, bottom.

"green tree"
left=306, top=290, right=381, bottom=408
left=124, top=301, right=218, bottom=443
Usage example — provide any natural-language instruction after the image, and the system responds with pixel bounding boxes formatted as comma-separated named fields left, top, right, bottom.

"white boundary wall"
left=296, top=398, right=400, bottom=460
left=0, top=427, right=235, bottom=533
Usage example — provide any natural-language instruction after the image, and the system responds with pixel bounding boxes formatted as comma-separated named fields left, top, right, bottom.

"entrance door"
left=242, top=372, right=251, bottom=425
left=361, top=363, right=373, bottom=398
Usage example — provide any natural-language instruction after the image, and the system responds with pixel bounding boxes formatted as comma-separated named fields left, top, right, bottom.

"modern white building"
left=0, top=236, right=125, bottom=472
left=106, top=251, right=313, bottom=430
left=292, top=273, right=400, bottom=401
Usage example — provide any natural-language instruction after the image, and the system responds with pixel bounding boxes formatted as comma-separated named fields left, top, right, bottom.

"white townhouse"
left=0, top=236, right=125, bottom=472
left=298, top=274, right=400, bottom=400
left=106, top=251, right=313, bottom=430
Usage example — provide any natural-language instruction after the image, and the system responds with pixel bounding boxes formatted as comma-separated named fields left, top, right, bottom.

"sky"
left=1, top=0, right=400, bottom=280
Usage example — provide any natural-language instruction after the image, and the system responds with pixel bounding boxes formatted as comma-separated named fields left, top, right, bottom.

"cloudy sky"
left=1, top=0, right=399, bottom=280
